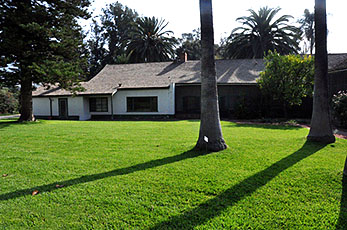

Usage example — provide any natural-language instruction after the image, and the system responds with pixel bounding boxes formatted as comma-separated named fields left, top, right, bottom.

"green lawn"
left=0, top=119, right=346, bottom=229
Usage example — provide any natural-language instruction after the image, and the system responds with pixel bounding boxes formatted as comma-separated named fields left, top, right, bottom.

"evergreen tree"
left=176, top=29, right=201, bottom=60
left=87, top=19, right=107, bottom=79
left=101, top=2, right=138, bottom=64
left=0, top=0, right=90, bottom=121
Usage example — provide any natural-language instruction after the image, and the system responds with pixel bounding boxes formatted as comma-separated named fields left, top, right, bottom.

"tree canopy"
left=257, top=51, right=314, bottom=116
left=176, top=29, right=201, bottom=60
left=126, top=16, right=177, bottom=63
left=100, top=2, right=138, bottom=64
left=298, top=9, right=315, bottom=54
left=0, top=0, right=91, bottom=120
left=224, top=7, right=301, bottom=59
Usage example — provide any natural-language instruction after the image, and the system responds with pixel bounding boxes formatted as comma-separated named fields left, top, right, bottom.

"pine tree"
left=0, top=0, right=91, bottom=121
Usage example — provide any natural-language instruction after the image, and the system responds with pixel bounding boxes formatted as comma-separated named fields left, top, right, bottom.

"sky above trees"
left=82, top=0, right=347, bottom=53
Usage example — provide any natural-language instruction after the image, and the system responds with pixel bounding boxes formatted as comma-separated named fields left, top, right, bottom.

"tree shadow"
left=336, top=174, right=347, bottom=229
left=0, top=119, right=41, bottom=130
left=157, top=62, right=183, bottom=76
left=0, top=148, right=205, bottom=201
left=231, top=123, right=303, bottom=130
left=150, top=141, right=326, bottom=229
left=0, top=120, right=18, bottom=129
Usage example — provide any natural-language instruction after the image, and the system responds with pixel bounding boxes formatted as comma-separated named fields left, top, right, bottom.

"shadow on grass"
left=231, top=123, right=303, bottom=130
left=0, top=119, right=42, bottom=130
left=336, top=175, right=347, bottom=229
left=0, top=120, right=21, bottom=130
left=0, top=148, right=204, bottom=201
left=150, top=141, right=326, bottom=229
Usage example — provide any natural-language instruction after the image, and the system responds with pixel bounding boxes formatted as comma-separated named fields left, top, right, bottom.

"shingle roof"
left=32, top=54, right=347, bottom=97
left=328, top=53, right=347, bottom=71
left=33, top=59, right=265, bottom=96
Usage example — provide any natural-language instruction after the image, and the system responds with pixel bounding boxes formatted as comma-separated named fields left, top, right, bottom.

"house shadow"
left=150, top=141, right=326, bottom=229
left=336, top=173, right=347, bottom=229
left=0, top=148, right=205, bottom=201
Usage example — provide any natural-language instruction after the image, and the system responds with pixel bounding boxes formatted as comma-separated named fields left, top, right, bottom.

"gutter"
left=329, top=68, right=347, bottom=74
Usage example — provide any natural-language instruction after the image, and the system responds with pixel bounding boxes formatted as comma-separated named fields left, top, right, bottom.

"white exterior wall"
left=113, top=84, right=175, bottom=115
left=33, top=84, right=176, bottom=119
left=33, top=96, right=91, bottom=120
left=33, top=97, right=51, bottom=115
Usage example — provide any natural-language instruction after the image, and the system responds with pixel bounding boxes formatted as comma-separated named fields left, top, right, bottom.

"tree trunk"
left=195, top=0, right=227, bottom=152
left=19, top=77, right=35, bottom=121
left=283, top=102, right=288, bottom=119
left=307, top=0, right=335, bottom=143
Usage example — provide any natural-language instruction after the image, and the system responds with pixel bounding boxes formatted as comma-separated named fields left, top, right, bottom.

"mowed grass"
left=0, top=119, right=346, bottom=229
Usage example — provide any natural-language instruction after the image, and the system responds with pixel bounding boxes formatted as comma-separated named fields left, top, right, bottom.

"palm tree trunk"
left=307, top=0, right=335, bottom=143
left=195, top=0, right=227, bottom=152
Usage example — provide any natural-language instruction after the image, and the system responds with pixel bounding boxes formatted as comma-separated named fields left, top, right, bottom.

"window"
left=89, top=97, right=108, bottom=112
left=183, top=96, right=200, bottom=113
left=127, top=97, right=158, bottom=112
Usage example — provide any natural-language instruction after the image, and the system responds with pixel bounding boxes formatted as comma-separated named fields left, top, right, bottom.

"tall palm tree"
left=307, top=0, right=335, bottom=143
left=126, top=16, right=176, bottom=63
left=225, top=7, right=301, bottom=59
left=298, top=9, right=315, bottom=55
left=195, top=0, right=227, bottom=152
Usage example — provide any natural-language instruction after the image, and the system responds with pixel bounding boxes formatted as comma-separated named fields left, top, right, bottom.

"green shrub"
left=0, top=87, right=18, bottom=114
left=332, top=91, right=347, bottom=127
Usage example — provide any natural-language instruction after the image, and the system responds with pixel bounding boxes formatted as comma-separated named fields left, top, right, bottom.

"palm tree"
left=307, top=0, right=335, bottom=143
left=126, top=16, right=176, bottom=63
left=225, top=7, right=301, bottom=59
left=195, top=0, right=227, bottom=152
left=298, top=9, right=315, bottom=55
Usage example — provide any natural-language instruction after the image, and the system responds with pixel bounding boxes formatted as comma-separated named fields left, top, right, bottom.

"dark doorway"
left=58, top=98, right=68, bottom=119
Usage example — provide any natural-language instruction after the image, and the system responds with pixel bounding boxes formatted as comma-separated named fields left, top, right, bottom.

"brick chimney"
left=179, top=52, right=188, bottom=62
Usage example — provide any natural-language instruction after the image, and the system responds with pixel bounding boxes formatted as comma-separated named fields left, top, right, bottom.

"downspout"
left=111, top=89, right=117, bottom=120
left=49, top=97, right=53, bottom=118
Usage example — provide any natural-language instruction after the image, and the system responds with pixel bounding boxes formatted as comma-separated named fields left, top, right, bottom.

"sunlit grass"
left=0, top=119, right=346, bottom=229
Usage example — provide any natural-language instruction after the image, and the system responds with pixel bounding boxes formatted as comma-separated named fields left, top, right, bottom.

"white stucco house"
left=32, top=54, right=347, bottom=120
left=32, top=59, right=265, bottom=120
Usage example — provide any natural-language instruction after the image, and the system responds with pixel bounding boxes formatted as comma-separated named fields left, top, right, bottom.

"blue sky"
left=83, top=0, right=347, bottom=53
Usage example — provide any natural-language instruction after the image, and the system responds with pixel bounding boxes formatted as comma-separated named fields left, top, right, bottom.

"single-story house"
left=328, top=54, right=347, bottom=96
left=32, top=54, right=347, bottom=120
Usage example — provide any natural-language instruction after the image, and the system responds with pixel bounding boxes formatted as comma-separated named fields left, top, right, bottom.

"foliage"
left=0, top=0, right=90, bottom=87
left=101, top=2, right=138, bottom=64
left=126, top=16, right=177, bottom=63
left=0, top=119, right=346, bottom=228
left=0, top=0, right=91, bottom=119
left=332, top=91, right=347, bottom=127
left=175, top=29, right=201, bottom=60
left=225, top=7, right=301, bottom=59
left=258, top=51, right=314, bottom=116
left=87, top=19, right=108, bottom=79
left=86, top=2, right=138, bottom=78
left=233, top=95, right=261, bottom=119
left=298, top=9, right=315, bottom=54
left=0, top=87, right=18, bottom=114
